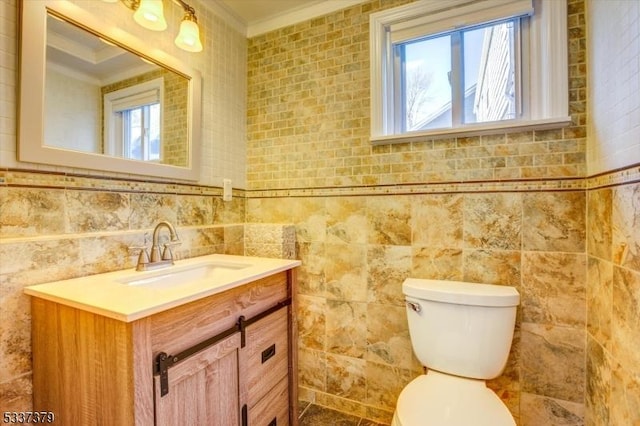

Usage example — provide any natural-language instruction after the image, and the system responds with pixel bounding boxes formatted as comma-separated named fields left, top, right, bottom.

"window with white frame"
left=369, top=0, right=571, bottom=143
left=103, top=78, right=163, bottom=161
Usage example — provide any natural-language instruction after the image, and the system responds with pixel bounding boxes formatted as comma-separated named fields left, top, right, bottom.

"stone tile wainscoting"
left=0, top=170, right=297, bottom=410
left=246, top=182, right=591, bottom=424
left=586, top=174, right=640, bottom=426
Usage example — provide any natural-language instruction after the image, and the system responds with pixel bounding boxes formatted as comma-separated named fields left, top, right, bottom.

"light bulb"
left=175, top=16, right=203, bottom=52
left=133, top=0, right=167, bottom=31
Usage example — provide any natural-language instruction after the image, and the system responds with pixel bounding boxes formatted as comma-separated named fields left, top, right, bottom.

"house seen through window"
left=400, top=19, right=519, bottom=132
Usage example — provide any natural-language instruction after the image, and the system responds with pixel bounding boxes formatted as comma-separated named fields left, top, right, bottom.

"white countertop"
left=24, top=254, right=301, bottom=322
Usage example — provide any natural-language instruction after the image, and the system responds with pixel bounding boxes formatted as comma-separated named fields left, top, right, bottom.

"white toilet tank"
left=403, top=278, right=519, bottom=380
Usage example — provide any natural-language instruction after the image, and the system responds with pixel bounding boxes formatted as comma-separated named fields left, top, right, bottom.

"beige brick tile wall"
left=247, top=0, right=587, bottom=191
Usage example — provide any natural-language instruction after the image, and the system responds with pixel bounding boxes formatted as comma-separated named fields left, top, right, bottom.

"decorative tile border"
left=2, top=164, right=638, bottom=201
left=245, top=164, right=639, bottom=198
left=0, top=168, right=243, bottom=198
left=585, top=164, right=640, bottom=190
left=247, top=178, right=587, bottom=198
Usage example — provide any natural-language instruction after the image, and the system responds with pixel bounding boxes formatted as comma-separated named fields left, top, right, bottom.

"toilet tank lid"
left=403, top=278, right=520, bottom=307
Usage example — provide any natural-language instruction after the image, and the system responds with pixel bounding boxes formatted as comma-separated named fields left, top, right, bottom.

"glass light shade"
left=133, top=0, right=167, bottom=31
left=175, top=18, right=203, bottom=52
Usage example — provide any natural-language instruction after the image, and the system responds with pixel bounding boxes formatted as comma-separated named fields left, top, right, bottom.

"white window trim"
left=369, top=0, right=571, bottom=144
left=103, top=77, right=164, bottom=158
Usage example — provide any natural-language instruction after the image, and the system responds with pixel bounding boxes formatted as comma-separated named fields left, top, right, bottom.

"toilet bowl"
left=391, top=371, right=515, bottom=426
left=392, top=278, right=520, bottom=426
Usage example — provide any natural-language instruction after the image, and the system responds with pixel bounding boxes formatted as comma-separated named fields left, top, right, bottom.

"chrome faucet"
left=133, top=221, right=181, bottom=271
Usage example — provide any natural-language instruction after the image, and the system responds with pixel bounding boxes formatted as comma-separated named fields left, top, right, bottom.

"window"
left=370, top=0, right=571, bottom=143
left=121, top=103, right=161, bottom=161
left=398, top=18, right=520, bottom=132
left=103, top=78, right=164, bottom=161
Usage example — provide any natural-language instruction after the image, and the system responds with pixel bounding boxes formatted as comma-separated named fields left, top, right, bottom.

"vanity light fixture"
left=133, top=0, right=167, bottom=31
left=102, top=0, right=203, bottom=52
left=174, top=7, right=203, bottom=52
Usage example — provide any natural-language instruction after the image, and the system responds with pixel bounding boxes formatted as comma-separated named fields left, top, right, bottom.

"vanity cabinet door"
left=249, top=376, right=289, bottom=426
left=245, top=306, right=289, bottom=407
left=244, top=305, right=291, bottom=425
left=154, top=333, right=241, bottom=426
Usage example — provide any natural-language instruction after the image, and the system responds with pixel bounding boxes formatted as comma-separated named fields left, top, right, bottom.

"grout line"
left=298, top=401, right=312, bottom=420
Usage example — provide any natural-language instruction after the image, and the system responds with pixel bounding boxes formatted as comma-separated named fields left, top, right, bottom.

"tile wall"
left=243, top=0, right=636, bottom=424
left=0, top=170, right=248, bottom=409
left=585, top=1, right=640, bottom=424
left=245, top=188, right=591, bottom=424
left=586, top=177, right=640, bottom=425
left=587, top=0, right=640, bottom=174
left=246, top=0, right=587, bottom=190
left=0, top=0, right=252, bottom=412
left=0, top=169, right=296, bottom=411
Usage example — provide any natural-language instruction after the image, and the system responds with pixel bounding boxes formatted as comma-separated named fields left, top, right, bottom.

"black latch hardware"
left=268, top=418, right=277, bottom=426
left=241, top=404, right=248, bottom=426
left=238, top=315, right=247, bottom=348
left=154, top=297, right=292, bottom=397
left=155, top=323, right=240, bottom=397
left=157, top=352, right=170, bottom=397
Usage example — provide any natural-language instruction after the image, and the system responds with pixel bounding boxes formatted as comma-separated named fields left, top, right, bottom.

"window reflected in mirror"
left=44, top=13, right=189, bottom=167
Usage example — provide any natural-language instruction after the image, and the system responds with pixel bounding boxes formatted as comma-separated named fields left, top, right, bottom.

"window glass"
left=401, top=35, right=451, bottom=131
left=121, top=103, right=161, bottom=162
left=397, top=19, right=518, bottom=133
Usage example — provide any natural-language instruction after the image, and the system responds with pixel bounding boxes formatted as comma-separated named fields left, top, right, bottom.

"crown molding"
left=245, top=0, right=369, bottom=38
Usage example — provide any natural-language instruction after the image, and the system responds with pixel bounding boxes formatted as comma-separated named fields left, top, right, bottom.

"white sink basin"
left=24, top=254, right=301, bottom=322
left=118, top=260, right=252, bottom=289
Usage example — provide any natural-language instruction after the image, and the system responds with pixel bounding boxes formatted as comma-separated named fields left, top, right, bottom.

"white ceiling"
left=46, top=15, right=155, bottom=84
left=215, top=0, right=369, bottom=37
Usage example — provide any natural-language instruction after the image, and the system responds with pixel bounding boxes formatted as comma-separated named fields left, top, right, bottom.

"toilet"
left=392, top=278, right=520, bottom=426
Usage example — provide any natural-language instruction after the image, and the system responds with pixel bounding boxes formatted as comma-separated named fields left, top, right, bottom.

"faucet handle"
left=129, top=245, right=151, bottom=270
left=161, top=241, right=181, bottom=261
left=130, top=233, right=151, bottom=268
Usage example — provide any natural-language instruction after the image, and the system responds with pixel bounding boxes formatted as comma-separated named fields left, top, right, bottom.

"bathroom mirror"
left=18, top=0, right=202, bottom=181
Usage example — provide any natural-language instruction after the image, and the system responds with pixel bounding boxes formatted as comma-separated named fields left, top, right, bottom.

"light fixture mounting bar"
left=120, top=0, right=196, bottom=17
left=172, top=0, right=196, bottom=18
left=121, top=0, right=140, bottom=11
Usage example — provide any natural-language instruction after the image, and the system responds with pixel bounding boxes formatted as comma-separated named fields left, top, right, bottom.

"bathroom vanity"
left=25, top=254, right=301, bottom=426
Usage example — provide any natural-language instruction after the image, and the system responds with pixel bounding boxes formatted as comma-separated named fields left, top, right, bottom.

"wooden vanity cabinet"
left=154, top=333, right=242, bottom=426
left=31, top=269, right=298, bottom=426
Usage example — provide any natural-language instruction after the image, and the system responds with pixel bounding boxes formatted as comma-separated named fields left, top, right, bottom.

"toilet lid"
left=395, top=373, right=515, bottom=426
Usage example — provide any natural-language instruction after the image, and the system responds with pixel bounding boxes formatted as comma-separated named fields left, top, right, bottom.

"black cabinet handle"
left=268, top=418, right=277, bottom=426
left=261, top=344, right=276, bottom=363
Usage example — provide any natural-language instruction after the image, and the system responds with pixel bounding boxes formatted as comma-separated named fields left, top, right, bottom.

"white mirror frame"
left=18, top=0, right=202, bottom=181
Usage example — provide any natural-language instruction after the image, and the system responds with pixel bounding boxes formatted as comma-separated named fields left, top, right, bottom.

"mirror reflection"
left=45, top=13, right=189, bottom=167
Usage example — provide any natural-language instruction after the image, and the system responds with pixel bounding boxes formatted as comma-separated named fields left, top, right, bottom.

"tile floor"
left=298, top=401, right=390, bottom=426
